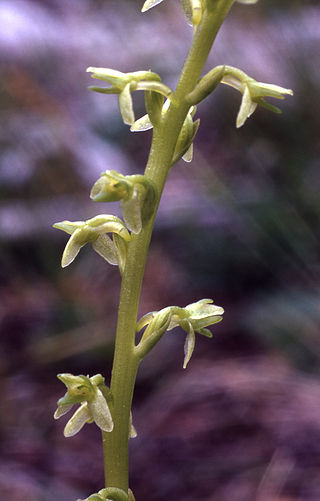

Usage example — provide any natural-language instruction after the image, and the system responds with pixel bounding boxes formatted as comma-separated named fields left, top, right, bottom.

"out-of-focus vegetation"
left=0, top=1, right=320, bottom=500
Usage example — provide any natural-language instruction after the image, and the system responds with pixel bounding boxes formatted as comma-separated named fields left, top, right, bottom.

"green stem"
left=102, top=0, right=235, bottom=493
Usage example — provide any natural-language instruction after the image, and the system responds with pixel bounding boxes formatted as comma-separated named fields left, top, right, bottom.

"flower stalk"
left=101, top=0, right=235, bottom=492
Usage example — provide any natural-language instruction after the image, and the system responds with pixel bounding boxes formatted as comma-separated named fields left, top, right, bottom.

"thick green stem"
left=102, top=0, right=234, bottom=493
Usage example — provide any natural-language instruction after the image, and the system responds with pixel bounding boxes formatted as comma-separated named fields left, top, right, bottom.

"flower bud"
left=86, top=67, right=161, bottom=88
left=172, top=109, right=200, bottom=165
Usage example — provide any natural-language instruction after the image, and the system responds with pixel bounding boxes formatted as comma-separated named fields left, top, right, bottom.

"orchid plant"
left=53, top=1, right=292, bottom=499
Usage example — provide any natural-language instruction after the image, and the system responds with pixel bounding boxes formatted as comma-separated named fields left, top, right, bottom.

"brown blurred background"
left=1, top=1, right=320, bottom=500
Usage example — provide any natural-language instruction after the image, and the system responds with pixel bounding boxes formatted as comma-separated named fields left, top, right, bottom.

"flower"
left=90, top=171, right=157, bottom=234
left=53, top=214, right=130, bottom=272
left=136, top=299, right=224, bottom=367
left=86, top=67, right=172, bottom=125
left=54, top=374, right=113, bottom=437
left=78, top=487, right=134, bottom=501
left=222, top=71, right=293, bottom=127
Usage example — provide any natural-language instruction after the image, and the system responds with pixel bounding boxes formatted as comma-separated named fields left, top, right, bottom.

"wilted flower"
left=136, top=299, right=224, bottom=367
left=54, top=374, right=113, bottom=437
left=53, top=214, right=130, bottom=272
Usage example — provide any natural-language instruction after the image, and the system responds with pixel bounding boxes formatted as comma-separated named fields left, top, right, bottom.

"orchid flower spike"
left=87, top=67, right=172, bottom=125
left=136, top=299, right=224, bottom=368
left=54, top=374, right=113, bottom=437
left=90, top=171, right=157, bottom=234
left=53, top=215, right=130, bottom=272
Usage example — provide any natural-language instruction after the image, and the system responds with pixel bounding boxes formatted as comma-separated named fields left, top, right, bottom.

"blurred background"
left=1, top=0, right=320, bottom=500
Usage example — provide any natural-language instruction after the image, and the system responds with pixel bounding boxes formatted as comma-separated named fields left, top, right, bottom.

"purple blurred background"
left=1, top=1, right=320, bottom=500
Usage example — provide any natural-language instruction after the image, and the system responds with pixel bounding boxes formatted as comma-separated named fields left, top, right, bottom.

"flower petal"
left=183, top=321, right=195, bottom=369
left=136, top=311, right=156, bottom=332
left=248, top=81, right=293, bottom=99
left=92, top=234, right=118, bottom=265
left=88, top=388, right=114, bottom=432
left=135, top=81, right=172, bottom=99
left=185, top=300, right=224, bottom=320
left=54, top=404, right=74, bottom=419
left=64, top=403, right=92, bottom=437
left=121, top=189, right=142, bottom=234
left=61, top=229, right=89, bottom=268
left=141, top=0, right=165, bottom=12
left=130, top=114, right=153, bottom=132
left=86, top=67, right=126, bottom=86
left=88, top=215, right=131, bottom=242
left=236, top=84, right=255, bottom=128
left=53, top=220, right=84, bottom=235
left=113, top=233, right=128, bottom=274
left=182, top=143, right=193, bottom=162
left=129, top=412, right=137, bottom=439
left=119, top=83, right=135, bottom=125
